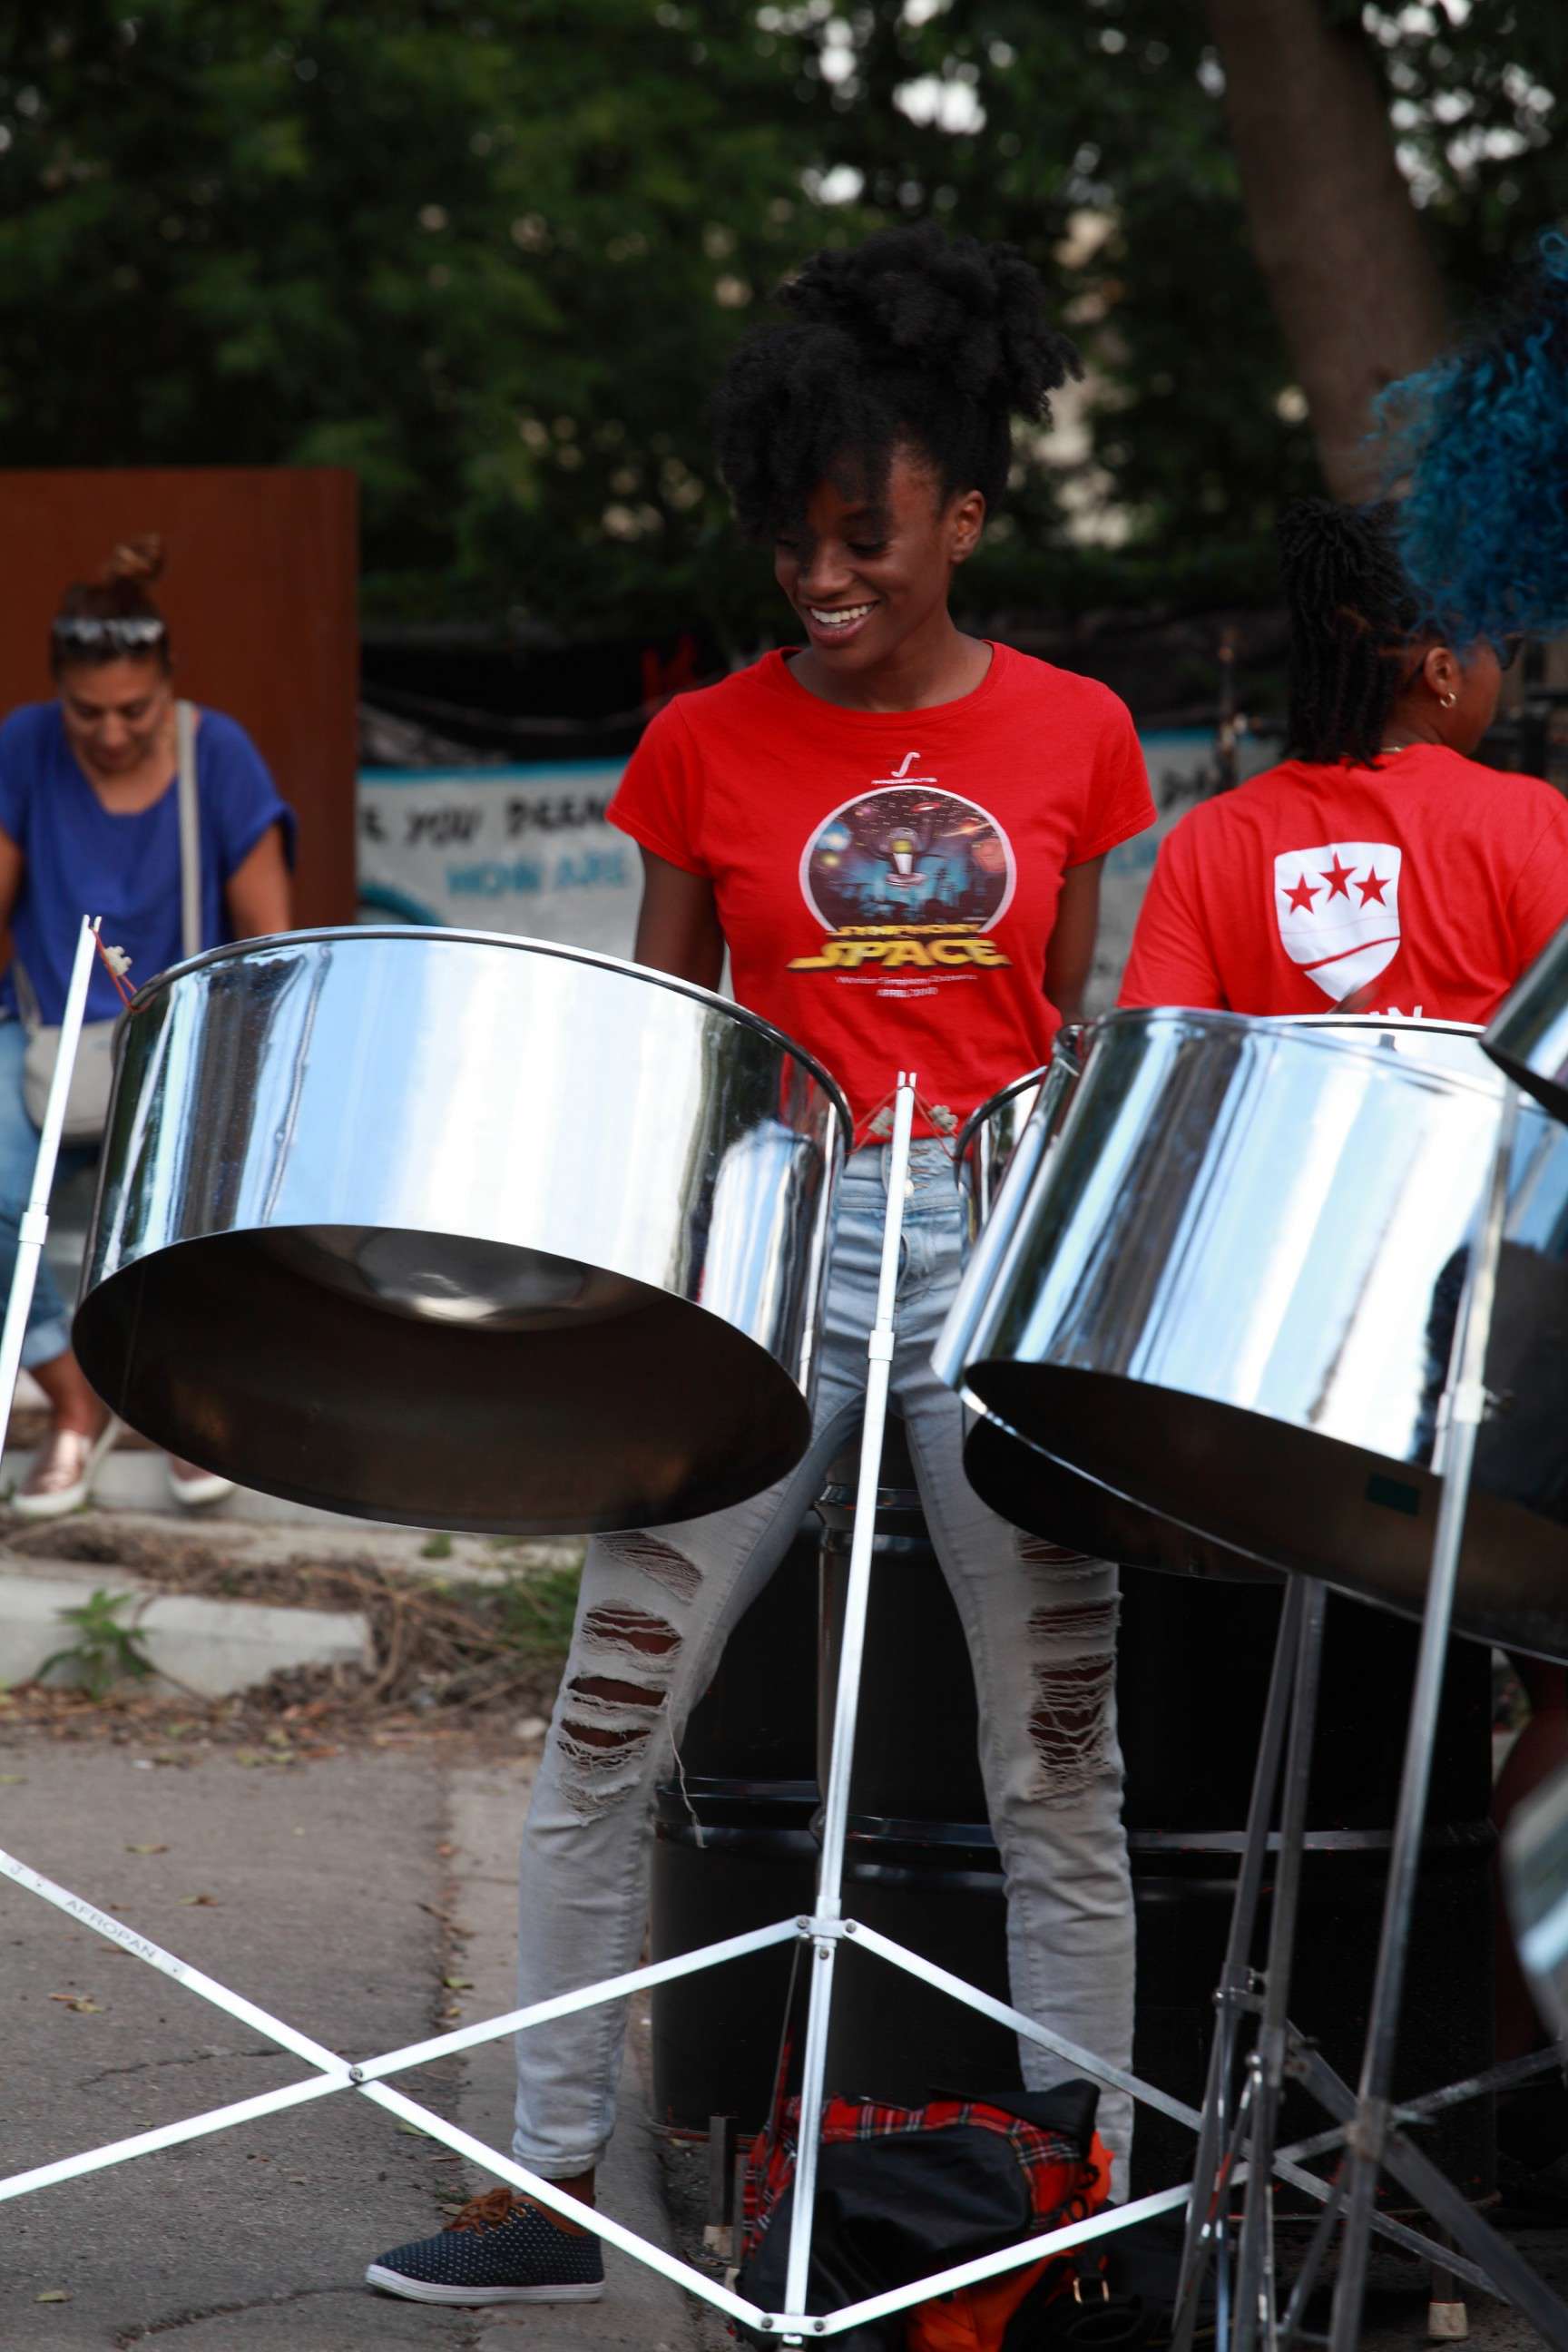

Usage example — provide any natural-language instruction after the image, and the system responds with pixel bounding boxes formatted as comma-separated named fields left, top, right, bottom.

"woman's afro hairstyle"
left=1277, top=498, right=1422, bottom=767
left=1378, top=229, right=1568, bottom=646
left=712, top=223, right=1081, bottom=541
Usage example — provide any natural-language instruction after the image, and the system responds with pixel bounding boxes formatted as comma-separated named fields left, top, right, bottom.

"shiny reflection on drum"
left=952, top=1053, right=1277, bottom=1583
left=74, top=929, right=849, bottom=1534
left=1485, top=918, right=1568, bottom=1128
left=937, top=1008, right=1568, bottom=1660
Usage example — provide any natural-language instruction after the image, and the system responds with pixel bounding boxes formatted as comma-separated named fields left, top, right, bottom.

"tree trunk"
left=1203, top=0, right=1447, bottom=500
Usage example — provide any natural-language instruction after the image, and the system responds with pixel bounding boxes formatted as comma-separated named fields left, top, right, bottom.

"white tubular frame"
left=2, top=1054, right=1396, bottom=2342
left=0, top=915, right=100, bottom=1440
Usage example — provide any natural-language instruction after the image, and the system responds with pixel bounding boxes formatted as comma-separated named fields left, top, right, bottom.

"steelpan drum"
left=74, top=929, right=849, bottom=1535
left=937, top=1010, right=1568, bottom=1659
left=1485, top=918, right=1568, bottom=1126
left=954, top=1054, right=1274, bottom=1583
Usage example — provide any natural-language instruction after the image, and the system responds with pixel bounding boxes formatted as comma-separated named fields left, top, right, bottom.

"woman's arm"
left=632, top=847, right=725, bottom=990
left=1044, top=855, right=1105, bottom=1024
left=223, top=823, right=292, bottom=941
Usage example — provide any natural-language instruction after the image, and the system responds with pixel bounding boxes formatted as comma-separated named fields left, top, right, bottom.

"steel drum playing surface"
left=74, top=929, right=848, bottom=1534
left=938, top=1008, right=1568, bottom=1661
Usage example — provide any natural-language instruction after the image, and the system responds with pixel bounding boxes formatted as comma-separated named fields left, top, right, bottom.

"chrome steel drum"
left=1485, top=919, right=1568, bottom=1126
left=936, top=1010, right=1568, bottom=1658
left=954, top=1054, right=1275, bottom=1582
left=74, top=929, right=849, bottom=1535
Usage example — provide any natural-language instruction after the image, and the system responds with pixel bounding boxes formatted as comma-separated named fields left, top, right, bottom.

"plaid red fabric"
left=740, top=2094, right=1102, bottom=2263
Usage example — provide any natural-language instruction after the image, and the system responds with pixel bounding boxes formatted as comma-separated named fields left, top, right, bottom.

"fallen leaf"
left=49, top=1994, right=103, bottom=2014
left=35, top=2288, right=71, bottom=2302
left=396, top=2121, right=430, bottom=2138
left=0, top=1771, right=26, bottom=1784
left=125, top=1842, right=167, bottom=1856
left=178, top=1893, right=217, bottom=1907
left=442, top=1975, right=472, bottom=1991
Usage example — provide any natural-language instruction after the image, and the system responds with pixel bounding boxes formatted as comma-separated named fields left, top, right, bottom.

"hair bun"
left=102, top=534, right=165, bottom=587
left=781, top=224, right=1079, bottom=421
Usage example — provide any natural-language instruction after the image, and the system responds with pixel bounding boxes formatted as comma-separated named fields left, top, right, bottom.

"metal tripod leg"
left=779, top=1072, right=917, bottom=2338
left=1171, top=1573, right=1313, bottom=2352
left=1231, top=1578, right=1328, bottom=2352
left=1327, top=1084, right=1541, bottom=2350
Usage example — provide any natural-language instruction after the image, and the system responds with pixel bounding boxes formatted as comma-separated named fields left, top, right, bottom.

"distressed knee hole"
left=1027, top=1600, right=1119, bottom=1798
left=1017, top=1535, right=1094, bottom=1569
left=581, top=1604, right=681, bottom=1659
left=554, top=1608, right=683, bottom=1814
left=597, top=1532, right=701, bottom=1603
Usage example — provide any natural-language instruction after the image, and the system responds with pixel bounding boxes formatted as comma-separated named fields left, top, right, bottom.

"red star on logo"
left=1319, top=853, right=1355, bottom=900
left=1283, top=873, right=1318, bottom=914
left=1357, top=868, right=1388, bottom=906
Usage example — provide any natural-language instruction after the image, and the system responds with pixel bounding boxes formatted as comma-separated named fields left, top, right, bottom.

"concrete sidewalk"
left=0, top=1740, right=702, bottom=2351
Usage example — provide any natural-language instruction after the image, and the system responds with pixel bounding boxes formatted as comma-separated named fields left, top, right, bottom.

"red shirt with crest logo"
left=609, top=644, right=1153, bottom=1136
left=1118, top=744, right=1568, bottom=1021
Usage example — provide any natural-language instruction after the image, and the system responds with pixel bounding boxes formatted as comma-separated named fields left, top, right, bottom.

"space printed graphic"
left=790, top=756, right=1016, bottom=977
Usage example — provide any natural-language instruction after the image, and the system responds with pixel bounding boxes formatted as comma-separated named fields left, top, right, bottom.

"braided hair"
left=712, top=224, right=1081, bottom=539
left=1379, top=230, right=1568, bottom=646
left=1278, top=498, right=1420, bottom=766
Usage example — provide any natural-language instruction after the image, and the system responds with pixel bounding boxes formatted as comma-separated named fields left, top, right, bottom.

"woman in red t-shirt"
left=1120, top=495, right=1568, bottom=2154
left=367, top=227, right=1153, bottom=2308
left=1121, top=498, right=1568, bottom=1021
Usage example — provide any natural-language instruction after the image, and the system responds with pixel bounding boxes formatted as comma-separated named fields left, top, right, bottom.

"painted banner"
left=356, top=760, right=638, bottom=958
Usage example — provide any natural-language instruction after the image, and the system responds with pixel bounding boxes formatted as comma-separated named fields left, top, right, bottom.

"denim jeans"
left=514, top=1140, right=1135, bottom=2188
left=0, top=1019, right=98, bottom=1369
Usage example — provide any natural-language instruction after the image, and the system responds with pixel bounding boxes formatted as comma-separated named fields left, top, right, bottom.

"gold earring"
left=1441, top=690, right=1458, bottom=708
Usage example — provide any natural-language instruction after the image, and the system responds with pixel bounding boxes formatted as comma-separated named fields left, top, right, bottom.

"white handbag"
left=17, top=700, right=201, bottom=1146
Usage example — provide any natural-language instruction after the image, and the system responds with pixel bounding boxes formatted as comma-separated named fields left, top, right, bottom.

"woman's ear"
left=947, top=488, right=986, bottom=566
left=1421, top=642, right=1462, bottom=707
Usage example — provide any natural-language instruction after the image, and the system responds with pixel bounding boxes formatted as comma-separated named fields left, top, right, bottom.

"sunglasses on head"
left=51, top=616, right=165, bottom=650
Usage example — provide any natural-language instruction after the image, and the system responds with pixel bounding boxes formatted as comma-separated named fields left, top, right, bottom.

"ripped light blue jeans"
left=514, top=1140, right=1135, bottom=2186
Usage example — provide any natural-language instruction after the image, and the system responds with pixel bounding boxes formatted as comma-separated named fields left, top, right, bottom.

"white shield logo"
left=1273, top=841, right=1403, bottom=1003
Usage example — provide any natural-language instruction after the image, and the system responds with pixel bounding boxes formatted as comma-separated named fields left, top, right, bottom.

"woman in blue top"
left=1, top=536, right=293, bottom=1516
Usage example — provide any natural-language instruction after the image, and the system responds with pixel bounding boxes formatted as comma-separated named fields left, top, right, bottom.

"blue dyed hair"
left=1378, top=230, right=1568, bottom=644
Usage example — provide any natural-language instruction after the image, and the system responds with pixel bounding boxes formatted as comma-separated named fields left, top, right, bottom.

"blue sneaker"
left=366, top=2186, right=605, bottom=2305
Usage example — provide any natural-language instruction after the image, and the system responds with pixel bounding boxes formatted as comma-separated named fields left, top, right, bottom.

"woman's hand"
left=632, top=848, right=725, bottom=990
left=224, top=823, right=292, bottom=942
left=1044, top=855, right=1105, bottom=1024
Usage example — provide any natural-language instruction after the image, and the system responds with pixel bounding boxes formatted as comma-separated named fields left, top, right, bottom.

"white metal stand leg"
left=779, top=1070, right=916, bottom=2329
left=0, top=915, right=101, bottom=1436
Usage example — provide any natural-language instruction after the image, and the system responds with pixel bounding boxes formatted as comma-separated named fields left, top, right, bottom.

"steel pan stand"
left=0, top=916, right=102, bottom=1435
left=1171, top=1082, right=1568, bottom=2352
left=1321, top=1085, right=1568, bottom=2348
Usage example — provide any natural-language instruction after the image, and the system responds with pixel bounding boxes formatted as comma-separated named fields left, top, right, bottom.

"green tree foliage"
left=1, top=4, right=1562, bottom=637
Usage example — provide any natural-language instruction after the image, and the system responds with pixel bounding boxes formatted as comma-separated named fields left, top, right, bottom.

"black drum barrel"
left=817, top=1447, right=1496, bottom=2201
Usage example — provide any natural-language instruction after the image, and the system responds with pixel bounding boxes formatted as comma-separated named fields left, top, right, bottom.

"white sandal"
left=166, top=1456, right=235, bottom=1512
left=14, top=1417, right=121, bottom=1521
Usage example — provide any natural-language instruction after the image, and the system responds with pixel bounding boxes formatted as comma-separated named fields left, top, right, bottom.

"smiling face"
left=772, top=444, right=985, bottom=692
left=56, top=655, right=173, bottom=779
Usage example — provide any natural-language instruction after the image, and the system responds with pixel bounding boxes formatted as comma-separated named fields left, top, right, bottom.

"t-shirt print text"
left=789, top=752, right=1018, bottom=995
left=1274, top=839, right=1404, bottom=1003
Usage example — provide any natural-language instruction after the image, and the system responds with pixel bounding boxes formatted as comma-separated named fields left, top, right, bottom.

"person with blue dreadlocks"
left=1381, top=230, right=1568, bottom=647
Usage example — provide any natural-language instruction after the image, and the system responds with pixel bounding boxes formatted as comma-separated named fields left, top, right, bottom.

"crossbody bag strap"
left=176, top=700, right=201, bottom=962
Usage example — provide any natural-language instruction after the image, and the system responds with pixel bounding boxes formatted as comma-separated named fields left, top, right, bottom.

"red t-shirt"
left=1118, top=745, right=1568, bottom=1021
left=610, top=644, right=1153, bottom=1135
